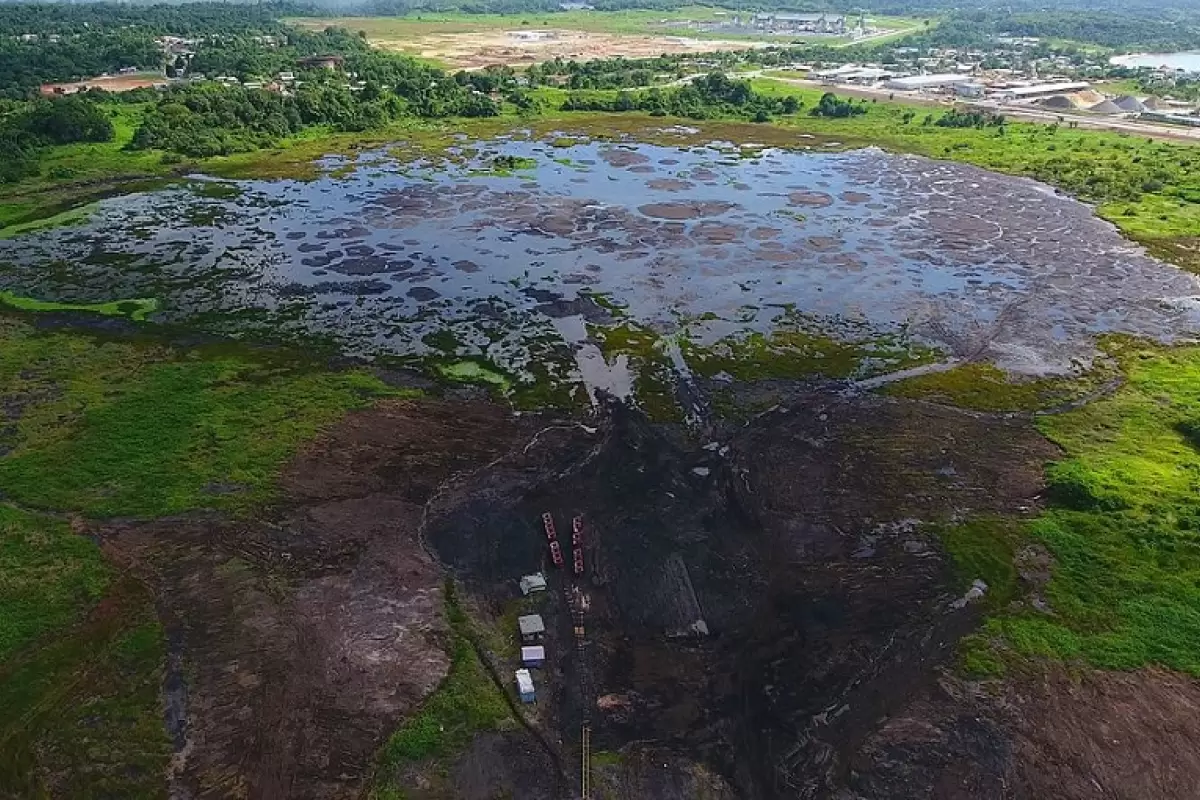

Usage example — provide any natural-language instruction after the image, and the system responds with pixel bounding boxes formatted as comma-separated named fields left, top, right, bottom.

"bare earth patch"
left=99, top=398, right=535, bottom=799
left=363, top=27, right=762, bottom=69
left=848, top=667, right=1200, bottom=800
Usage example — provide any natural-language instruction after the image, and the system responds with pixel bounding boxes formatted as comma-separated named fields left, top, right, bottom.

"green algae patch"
left=0, top=202, right=101, bottom=240
left=684, top=324, right=934, bottom=383
left=0, top=314, right=400, bottom=518
left=884, top=362, right=1111, bottom=412
left=0, top=292, right=158, bottom=322
left=469, top=154, right=538, bottom=177
left=436, top=359, right=512, bottom=390
left=959, top=342, right=1200, bottom=677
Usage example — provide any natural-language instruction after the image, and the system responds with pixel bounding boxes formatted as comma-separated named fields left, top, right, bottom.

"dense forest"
left=561, top=71, right=804, bottom=121
left=0, top=2, right=298, bottom=98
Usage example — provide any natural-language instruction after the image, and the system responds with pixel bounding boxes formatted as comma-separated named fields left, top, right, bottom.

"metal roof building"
left=519, top=573, right=547, bottom=596
left=998, top=82, right=1090, bottom=100
left=885, top=73, right=973, bottom=91
left=518, top=614, right=546, bottom=642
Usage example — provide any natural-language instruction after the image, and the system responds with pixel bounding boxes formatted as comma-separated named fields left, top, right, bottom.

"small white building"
left=519, top=573, right=548, bottom=596
left=516, top=668, right=536, bottom=703
left=522, top=645, right=546, bottom=667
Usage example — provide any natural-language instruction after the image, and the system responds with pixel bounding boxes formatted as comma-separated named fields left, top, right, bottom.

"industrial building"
left=997, top=82, right=1090, bottom=101
left=1140, top=110, right=1200, bottom=127
left=884, top=74, right=973, bottom=91
left=515, top=669, right=536, bottom=703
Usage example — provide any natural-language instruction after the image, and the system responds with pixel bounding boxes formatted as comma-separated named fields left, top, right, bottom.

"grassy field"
left=0, top=315, right=406, bottom=518
left=947, top=341, right=1200, bottom=676
left=0, top=309, right=423, bottom=794
left=292, top=6, right=729, bottom=38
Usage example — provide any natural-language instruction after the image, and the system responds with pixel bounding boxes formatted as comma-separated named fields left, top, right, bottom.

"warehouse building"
left=997, top=82, right=1090, bottom=101
left=884, top=73, right=973, bottom=91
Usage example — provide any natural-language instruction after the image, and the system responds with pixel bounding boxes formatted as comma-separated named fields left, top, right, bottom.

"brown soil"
left=372, top=28, right=761, bottom=70
left=42, top=74, right=167, bottom=93
left=845, top=666, right=1200, bottom=800
left=789, top=190, right=836, bottom=207
left=99, top=398, right=541, bottom=799
left=638, top=200, right=737, bottom=220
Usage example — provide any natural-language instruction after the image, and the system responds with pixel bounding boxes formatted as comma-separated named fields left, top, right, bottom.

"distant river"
left=1111, top=51, right=1200, bottom=72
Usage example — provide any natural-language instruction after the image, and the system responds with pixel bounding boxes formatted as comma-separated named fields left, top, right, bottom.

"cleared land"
left=40, top=72, right=167, bottom=94
left=291, top=15, right=763, bottom=68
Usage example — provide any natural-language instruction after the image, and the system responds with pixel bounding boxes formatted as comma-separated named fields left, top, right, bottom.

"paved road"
left=748, top=73, right=1200, bottom=143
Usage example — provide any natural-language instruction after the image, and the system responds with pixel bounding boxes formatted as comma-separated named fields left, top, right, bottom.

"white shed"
left=515, top=668, right=536, bottom=703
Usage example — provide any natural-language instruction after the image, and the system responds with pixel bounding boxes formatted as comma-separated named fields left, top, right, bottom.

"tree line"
left=561, top=72, right=801, bottom=122
left=0, top=96, right=115, bottom=182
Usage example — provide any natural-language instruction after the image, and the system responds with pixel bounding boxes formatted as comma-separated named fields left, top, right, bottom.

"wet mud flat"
left=2, top=128, right=1199, bottom=406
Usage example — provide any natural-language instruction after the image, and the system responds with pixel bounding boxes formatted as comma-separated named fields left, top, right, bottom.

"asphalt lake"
left=3, top=127, right=1199, bottom=403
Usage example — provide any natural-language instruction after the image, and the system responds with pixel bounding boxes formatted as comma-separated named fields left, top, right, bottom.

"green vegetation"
left=684, top=316, right=933, bottom=383
left=885, top=362, right=1108, bottom=412
left=955, top=342, right=1200, bottom=676
left=0, top=315, right=401, bottom=518
left=936, top=517, right=1024, bottom=612
left=373, top=583, right=511, bottom=796
left=0, top=579, right=171, bottom=799
left=0, top=202, right=99, bottom=239
left=0, top=506, right=110, bottom=660
left=591, top=322, right=682, bottom=422
left=436, top=359, right=512, bottom=390
left=0, top=291, right=158, bottom=321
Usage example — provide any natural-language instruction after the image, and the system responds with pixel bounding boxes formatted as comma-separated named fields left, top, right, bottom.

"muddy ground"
left=99, top=398, right=545, bottom=799
left=96, top=387, right=1200, bottom=799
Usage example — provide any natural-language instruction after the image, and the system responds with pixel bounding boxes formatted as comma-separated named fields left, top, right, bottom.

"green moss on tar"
left=0, top=292, right=159, bottom=322
left=0, top=314, right=401, bottom=518
left=684, top=326, right=933, bottom=383
left=0, top=505, right=111, bottom=661
left=0, top=579, right=171, bottom=798
left=884, top=362, right=1110, bottom=412
left=0, top=202, right=101, bottom=240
